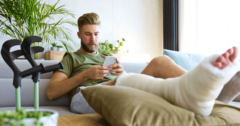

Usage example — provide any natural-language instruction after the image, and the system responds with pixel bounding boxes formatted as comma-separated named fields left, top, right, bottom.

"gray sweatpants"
left=70, top=83, right=103, bottom=114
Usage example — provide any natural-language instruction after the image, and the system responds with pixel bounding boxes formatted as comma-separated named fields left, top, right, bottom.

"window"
left=179, top=0, right=240, bottom=58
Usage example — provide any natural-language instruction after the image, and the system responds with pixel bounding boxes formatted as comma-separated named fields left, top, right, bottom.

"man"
left=46, top=12, right=124, bottom=113
left=46, top=12, right=240, bottom=115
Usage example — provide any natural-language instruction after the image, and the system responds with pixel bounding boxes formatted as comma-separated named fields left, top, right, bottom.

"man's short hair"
left=77, top=12, right=101, bottom=33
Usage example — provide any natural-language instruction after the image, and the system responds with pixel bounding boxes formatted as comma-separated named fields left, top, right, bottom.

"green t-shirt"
left=56, top=50, right=117, bottom=102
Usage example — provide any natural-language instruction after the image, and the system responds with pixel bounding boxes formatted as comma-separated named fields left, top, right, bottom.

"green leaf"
left=60, top=40, right=76, bottom=51
left=56, top=45, right=63, bottom=48
left=119, top=42, right=123, bottom=46
left=109, top=44, right=113, bottom=48
left=51, top=42, right=57, bottom=47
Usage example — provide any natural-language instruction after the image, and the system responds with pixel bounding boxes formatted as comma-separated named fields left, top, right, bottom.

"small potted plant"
left=98, top=38, right=129, bottom=55
left=51, top=42, right=58, bottom=51
left=57, top=45, right=64, bottom=51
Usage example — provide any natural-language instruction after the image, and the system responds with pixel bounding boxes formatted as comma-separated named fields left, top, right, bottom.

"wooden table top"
left=57, top=113, right=110, bottom=126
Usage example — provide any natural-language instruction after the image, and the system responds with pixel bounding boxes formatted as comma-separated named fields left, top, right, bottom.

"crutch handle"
left=21, top=36, right=43, bottom=67
left=42, top=62, right=64, bottom=73
left=1, top=39, right=22, bottom=74
left=21, top=64, right=46, bottom=78
left=21, top=36, right=45, bottom=83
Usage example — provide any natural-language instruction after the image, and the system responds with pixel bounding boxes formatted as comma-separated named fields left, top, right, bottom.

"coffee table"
left=57, top=113, right=110, bottom=126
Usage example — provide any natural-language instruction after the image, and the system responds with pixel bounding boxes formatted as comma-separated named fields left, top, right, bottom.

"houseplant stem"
left=34, top=82, right=39, bottom=110
left=15, top=87, right=21, bottom=111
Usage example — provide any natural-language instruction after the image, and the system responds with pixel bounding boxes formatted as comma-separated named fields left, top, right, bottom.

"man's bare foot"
left=213, top=46, right=238, bottom=69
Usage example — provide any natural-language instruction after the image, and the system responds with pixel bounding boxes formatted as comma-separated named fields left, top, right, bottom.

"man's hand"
left=109, top=58, right=124, bottom=76
left=84, top=65, right=109, bottom=80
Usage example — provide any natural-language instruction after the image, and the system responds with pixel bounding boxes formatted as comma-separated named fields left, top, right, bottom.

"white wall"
left=0, top=0, right=163, bottom=60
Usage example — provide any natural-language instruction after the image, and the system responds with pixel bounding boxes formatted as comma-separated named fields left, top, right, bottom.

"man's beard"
left=81, top=40, right=99, bottom=53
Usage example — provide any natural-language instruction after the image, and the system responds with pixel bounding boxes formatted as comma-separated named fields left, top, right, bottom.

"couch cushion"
left=120, top=62, right=147, bottom=73
left=0, top=106, right=76, bottom=116
left=82, top=85, right=240, bottom=126
left=0, top=79, right=70, bottom=107
left=163, top=49, right=205, bottom=71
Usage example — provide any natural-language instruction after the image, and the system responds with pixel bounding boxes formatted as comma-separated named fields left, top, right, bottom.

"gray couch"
left=1, top=59, right=240, bottom=116
left=0, top=59, right=148, bottom=116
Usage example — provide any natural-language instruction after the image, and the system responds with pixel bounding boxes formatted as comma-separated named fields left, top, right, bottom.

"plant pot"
left=51, top=47, right=57, bottom=51
left=1, top=109, right=59, bottom=126
left=57, top=48, right=63, bottom=51
left=24, top=109, right=58, bottom=126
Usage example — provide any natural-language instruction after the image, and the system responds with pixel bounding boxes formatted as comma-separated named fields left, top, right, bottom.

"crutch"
left=1, top=39, right=46, bottom=111
left=21, top=36, right=63, bottom=110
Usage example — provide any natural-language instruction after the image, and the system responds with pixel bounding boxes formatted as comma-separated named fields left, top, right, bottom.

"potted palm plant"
left=0, top=0, right=79, bottom=59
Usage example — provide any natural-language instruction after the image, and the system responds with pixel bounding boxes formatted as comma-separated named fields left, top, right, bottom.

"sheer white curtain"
left=179, top=0, right=240, bottom=59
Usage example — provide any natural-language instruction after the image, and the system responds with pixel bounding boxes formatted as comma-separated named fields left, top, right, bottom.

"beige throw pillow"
left=217, top=71, right=240, bottom=103
left=81, top=85, right=240, bottom=126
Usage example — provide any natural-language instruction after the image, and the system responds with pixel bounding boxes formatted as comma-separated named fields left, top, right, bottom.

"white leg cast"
left=115, top=54, right=240, bottom=116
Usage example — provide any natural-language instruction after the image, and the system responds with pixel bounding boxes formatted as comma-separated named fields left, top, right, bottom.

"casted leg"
left=140, top=47, right=240, bottom=104
left=115, top=47, right=240, bottom=116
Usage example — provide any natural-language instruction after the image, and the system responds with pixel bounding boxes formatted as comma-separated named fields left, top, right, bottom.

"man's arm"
left=46, top=71, right=88, bottom=100
left=46, top=65, right=110, bottom=100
